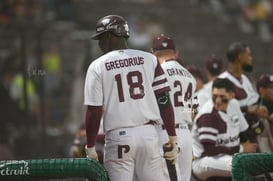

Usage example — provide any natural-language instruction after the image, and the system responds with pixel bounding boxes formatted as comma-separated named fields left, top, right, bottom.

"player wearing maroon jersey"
left=84, top=15, right=179, bottom=181
left=192, top=78, right=257, bottom=180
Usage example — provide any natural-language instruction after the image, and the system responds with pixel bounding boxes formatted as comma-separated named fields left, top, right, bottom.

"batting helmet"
left=91, top=15, right=130, bottom=40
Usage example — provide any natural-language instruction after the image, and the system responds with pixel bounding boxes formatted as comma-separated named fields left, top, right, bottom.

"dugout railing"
left=0, top=158, right=108, bottom=181
left=232, top=153, right=273, bottom=181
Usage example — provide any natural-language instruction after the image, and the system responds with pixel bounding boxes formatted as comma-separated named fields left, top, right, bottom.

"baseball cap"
left=256, top=74, right=273, bottom=90
left=205, top=55, right=223, bottom=75
left=151, top=34, right=176, bottom=52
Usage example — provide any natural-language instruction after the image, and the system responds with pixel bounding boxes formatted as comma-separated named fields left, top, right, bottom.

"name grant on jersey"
left=105, top=56, right=144, bottom=70
left=166, top=68, right=192, bottom=77
left=0, top=160, right=30, bottom=176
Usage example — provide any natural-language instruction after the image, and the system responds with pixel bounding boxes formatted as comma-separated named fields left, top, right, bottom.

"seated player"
left=191, top=78, right=258, bottom=181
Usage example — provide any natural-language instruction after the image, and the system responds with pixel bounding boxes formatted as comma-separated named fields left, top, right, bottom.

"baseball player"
left=256, top=74, right=273, bottom=151
left=218, top=42, right=268, bottom=142
left=151, top=34, right=196, bottom=181
left=84, top=15, right=179, bottom=181
left=192, top=78, right=257, bottom=180
left=218, top=42, right=268, bottom=118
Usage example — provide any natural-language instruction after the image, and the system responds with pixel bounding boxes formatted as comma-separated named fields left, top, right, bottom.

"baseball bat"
left=163, top=143, right=178, bottom=181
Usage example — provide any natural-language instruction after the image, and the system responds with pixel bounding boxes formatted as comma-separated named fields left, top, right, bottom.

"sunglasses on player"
left=212, top=95, right=229, bottom=103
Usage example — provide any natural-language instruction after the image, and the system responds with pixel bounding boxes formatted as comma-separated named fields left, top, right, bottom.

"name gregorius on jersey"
left=105, top=56, right=144, bottom=71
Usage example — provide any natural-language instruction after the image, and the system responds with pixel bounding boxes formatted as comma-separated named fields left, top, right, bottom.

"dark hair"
left=226, top=42, right=248, bottom=62
left=212, top=78, right=234, bottom=92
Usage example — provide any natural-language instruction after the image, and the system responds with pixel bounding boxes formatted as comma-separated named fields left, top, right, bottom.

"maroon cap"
left=205, top=55, right=223, bottom=75
left=151, top=34, right=176, bottom=51
left=256, top=74, right=273, bottom=90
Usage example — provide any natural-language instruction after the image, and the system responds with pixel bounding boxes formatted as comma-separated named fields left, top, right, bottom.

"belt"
left=162, top=123, right=188, bottom=130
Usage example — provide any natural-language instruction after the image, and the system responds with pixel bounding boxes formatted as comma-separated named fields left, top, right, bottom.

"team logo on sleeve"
left=158, top=95, right=169, bottom=105
left=231, top=115, right=239, bottom=127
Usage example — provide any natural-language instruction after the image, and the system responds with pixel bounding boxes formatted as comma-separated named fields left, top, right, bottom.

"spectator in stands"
left=7, top=52, right=40, bottom=125
left=256, top=74, right=273, bottom=153
left=43, top=45, right=61, bottom=96
left=247, top=0, right=272, bottom=41
left=192, top=78, right=258, bottom=181
left=42, top=45, right=63, bottom=128
left=197, top=55, right=224, bottom=109
left=218, top=41, right=268, bottom=142
left=0, top=60, right=28, bottom=159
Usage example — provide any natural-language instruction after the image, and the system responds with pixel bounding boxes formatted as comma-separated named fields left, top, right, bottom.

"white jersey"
left=161, top=60, right=196, bottom=124
left=192, top=99, right=249, bottom=158
left=218, top=71, right=259, bottom=106
left=196, top=81, right=213, bottom=111
left=84, top=49, right=170, bottom=132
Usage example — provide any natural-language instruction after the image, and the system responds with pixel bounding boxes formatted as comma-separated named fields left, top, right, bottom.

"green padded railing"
left=0, top=158, right=108, bottom=180
left=232, top=153, right=273, bottom=181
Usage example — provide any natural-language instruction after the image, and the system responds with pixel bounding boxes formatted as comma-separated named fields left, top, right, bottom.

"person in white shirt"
left=151, top=34, right=196, bottom=181
left=84, top=15, right=179, bottom=181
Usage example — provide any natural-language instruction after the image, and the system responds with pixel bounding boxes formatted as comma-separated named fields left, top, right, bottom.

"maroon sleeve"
left=152, top=61, right=170, bottom=95
left=85, top=105, right=103, bottom=147
left=159, top=104, right=176, bottom=136
left=197, top=112, right=239, bottom=156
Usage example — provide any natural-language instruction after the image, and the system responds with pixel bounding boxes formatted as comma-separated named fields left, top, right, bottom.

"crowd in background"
left=191, top=0, right=273, bottom=42
left=0, top=0, right=75, bottom=25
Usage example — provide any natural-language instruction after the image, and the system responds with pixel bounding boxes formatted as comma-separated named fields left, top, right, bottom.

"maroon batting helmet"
left=92, top=15, right=130, bottom=40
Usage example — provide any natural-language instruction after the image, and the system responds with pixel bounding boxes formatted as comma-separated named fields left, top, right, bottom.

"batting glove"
left=164, top=136, right=180, bottom=164
left=85, top=145, right=98, bottom=161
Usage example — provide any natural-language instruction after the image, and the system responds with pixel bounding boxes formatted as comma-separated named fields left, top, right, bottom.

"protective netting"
left=0, top=158, right=108, bottom=181
left=232, top=153, right=273, bottom=181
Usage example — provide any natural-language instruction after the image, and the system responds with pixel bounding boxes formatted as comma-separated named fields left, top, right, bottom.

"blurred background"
left=0, top=0, right=273, bottom=160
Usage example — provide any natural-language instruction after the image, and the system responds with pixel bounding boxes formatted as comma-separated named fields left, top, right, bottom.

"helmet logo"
left=162, top=42, right=168, bottom=48
left=212, top=63, right=218, bottom=69
left=101, top=18, right=111, bottom=26
left=124, top=23, right=129, bottom=31
left=97, top=27, right=105, bottom=32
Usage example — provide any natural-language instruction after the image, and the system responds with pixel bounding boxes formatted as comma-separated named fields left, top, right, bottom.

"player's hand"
left=249, top=105, right=269, bottom=119
left=85, top=145, right=98, bottom=161
left=164, top=136, right=180, bottom=164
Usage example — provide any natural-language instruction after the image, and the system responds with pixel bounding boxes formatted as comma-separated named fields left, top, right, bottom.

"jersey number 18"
left=115, top=71, right=145, bottom=102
